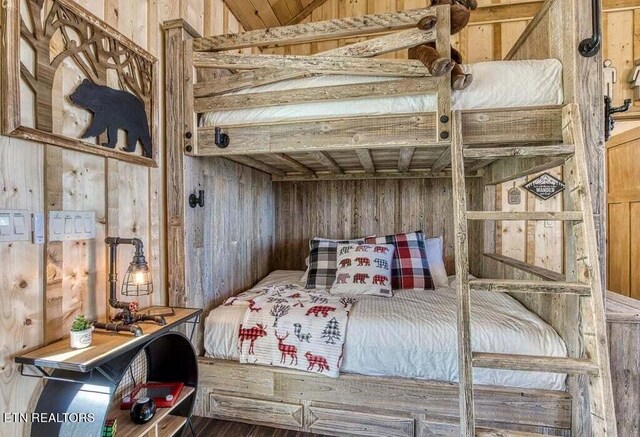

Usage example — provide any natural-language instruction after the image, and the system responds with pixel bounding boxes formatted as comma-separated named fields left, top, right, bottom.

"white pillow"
left=330, top=243, right=395, bottom=297
left=425, top=236, right=448, bottom=288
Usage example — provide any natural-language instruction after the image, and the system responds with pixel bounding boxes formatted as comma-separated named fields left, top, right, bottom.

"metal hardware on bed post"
left=214, top=127, right=230, bottom=148
left=188, top=190, right=205, bottom=208
left=604, top=96, right=631, bottom=141
left=579, top=0, right=602, bottom=57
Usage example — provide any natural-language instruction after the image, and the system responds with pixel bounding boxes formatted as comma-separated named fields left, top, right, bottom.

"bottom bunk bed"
left=195, top=270, right=572, bottom=436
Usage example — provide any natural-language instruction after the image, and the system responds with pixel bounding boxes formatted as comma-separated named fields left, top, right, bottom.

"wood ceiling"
left=222, top=0, right=328, bottom=30
left=222, top=0, right=640, bottom=32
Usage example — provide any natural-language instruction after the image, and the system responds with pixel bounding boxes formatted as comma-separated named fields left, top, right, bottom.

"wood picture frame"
left=1, top=0, right=159, bottom=167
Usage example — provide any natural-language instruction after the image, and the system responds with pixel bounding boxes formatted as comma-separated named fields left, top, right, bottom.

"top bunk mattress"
left=201, top=59, right=563, bottom=127
left=204, top=270, right=567, bottom=391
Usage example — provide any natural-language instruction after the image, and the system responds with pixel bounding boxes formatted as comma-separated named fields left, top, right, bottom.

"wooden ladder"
left=450, top=104, right=617, bottom=436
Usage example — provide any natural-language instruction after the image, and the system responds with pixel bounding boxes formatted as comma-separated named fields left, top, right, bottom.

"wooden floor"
left=192, top=416, right=328, bottom=436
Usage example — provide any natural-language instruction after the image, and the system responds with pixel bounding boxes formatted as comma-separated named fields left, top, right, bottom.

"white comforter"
left=201, top=59, right=563, bottom=127
left=204, top=270, right=567, bottom=390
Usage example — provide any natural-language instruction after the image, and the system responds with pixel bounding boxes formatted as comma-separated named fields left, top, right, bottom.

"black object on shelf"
left=130, top=398, right=157, bottom=424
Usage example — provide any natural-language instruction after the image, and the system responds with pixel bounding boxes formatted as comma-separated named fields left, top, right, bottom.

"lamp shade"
left=122, top=262, right=153, bottom=296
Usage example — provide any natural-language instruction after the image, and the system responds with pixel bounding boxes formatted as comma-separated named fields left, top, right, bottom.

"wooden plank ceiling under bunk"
left=186, top=6, right=569, bottom=181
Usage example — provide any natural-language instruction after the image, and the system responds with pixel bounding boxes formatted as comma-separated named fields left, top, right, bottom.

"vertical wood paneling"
left=273, top=178, right=483, bottom=275
left=0, top=138, right=45, bottom=437
left=0, top=1, right=192, bottom=434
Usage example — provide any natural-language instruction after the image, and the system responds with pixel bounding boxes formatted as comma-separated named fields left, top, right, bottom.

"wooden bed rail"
left=169, top=5, right=456, bottom=181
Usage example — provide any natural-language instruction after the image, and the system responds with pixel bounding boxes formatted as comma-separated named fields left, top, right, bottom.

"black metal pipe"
left=105, top=237, right=145, bottom=307
left=93, top=321, right=143, bottom=337
left=579, top=0, right=602, bottom=57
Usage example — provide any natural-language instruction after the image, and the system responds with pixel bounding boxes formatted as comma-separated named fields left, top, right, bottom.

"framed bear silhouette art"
left=1, top=0, right=159, bottom=166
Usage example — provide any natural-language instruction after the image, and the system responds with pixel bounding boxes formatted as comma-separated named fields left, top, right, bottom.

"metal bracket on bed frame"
left=214, top=127, right=230, bottom=148
left=605, top=96, right=631, bottom=141
left=579, top=0, right=602, bottom=57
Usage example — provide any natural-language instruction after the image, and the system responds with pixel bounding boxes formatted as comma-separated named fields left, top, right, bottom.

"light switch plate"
left=32, top=213, right=45, bottom=244
left=48, top=211, right=96, bottom=241
left=0, top=210, right=31, bottom=242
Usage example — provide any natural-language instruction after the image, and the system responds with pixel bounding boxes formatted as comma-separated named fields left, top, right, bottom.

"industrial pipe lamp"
left=94, top=237, right=166, bottom=336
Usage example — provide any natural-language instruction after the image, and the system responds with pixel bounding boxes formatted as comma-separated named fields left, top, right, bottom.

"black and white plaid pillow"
left=306, top=238, right=364, bottom=289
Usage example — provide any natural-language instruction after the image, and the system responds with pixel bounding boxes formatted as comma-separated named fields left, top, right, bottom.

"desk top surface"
left=16, top=306, right=201, bottom=372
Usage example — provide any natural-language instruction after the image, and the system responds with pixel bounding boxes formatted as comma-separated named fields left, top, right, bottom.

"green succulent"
left=70, top=315, right=93, bottom=332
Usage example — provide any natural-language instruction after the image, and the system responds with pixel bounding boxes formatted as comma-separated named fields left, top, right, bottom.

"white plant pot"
left=70, top=327, right=93, bottom=349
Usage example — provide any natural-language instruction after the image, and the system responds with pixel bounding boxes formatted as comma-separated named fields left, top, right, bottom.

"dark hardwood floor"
left=191, top=416, right=329, bottom=436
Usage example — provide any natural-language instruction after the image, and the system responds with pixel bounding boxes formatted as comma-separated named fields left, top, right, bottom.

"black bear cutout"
left=69, top=79, right=152, bottom=158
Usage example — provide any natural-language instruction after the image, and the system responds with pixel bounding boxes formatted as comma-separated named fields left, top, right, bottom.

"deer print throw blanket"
left=223, top=285, right=356, bottom=377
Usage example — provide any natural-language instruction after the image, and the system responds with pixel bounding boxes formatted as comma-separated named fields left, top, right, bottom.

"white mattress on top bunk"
left=200, top=59, right=563, bottom=127
left=203, top=270, right=568, bottom=391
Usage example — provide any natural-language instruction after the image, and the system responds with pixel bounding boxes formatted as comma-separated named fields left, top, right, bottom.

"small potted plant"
left=70, top=315, right=94, bottom=349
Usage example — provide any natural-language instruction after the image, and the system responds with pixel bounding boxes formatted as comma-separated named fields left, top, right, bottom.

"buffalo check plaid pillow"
left=365, top=231, right=433, bottom=290
left=306, top=238, right=365, bottom=289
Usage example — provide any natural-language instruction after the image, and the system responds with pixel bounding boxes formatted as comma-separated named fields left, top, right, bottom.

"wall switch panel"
left=0, top=210, right=31, bottom=242
left=32, top=213, right=45, bottom=244
left=48, top=211, right=96, bottom=241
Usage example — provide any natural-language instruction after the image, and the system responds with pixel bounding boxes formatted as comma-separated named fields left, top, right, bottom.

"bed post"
left=162, top=19, right=200, bottom=310
left=435, top=5, right=451, bottom=142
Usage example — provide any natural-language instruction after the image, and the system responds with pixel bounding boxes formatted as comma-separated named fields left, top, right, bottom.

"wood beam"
left=192, top=7, right=435, bottom=51
left=269, top=153, right=315, bottom=177
left=355, top=149, right=375, bottom=173
left=397, top=147, right=416, bottom=173
left=192, top=52, right=430, bottom=77
left=195, top=77, right=437, bottom=112
left=285, top=0, right=329, bottom=26
left=272, top=170, right=459, bottom=182
left=485, top=157, right=567, bottom=185
left=482, top=253, right=565, bottom=281
left=193, top=69, right=312, bottom=98
left=311, top=151, right=344, bottom=174
left=466, top=211, right=583, bottom=221
left=224, top=155, right=286, bottom=177
left=469, top=279, right=591, bottom=295
left=462, top=144, right=574, bottom=159
left=431, top=146, right=452, bottom=173
left=197, top=114, right=439, bottom=155
left=320, top=27, right=436, bottom=58
left=473, top=353, right=600, bottom=375
left=470, top=0, right=640, bottom=26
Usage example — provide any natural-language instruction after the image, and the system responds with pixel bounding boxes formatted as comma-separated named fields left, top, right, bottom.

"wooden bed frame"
left=163, top=1, right=612, bottom=435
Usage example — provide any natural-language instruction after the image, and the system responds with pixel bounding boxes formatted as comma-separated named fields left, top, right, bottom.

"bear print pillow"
left=330, top=243, right=395, bottom=297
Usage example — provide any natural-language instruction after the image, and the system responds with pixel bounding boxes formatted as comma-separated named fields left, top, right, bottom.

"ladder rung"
left=466, top=211, right=583, bottom=221
left=470, top=279, right=591, bottom=295
left=477, top=428, right=547, bottom=437
left=463, top=144, right=574, bottom=159
left=472, top=352, right=600, bottom=375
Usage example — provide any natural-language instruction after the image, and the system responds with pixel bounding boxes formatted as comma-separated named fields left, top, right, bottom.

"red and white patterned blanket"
left=224, top=284, right=356, bottom=377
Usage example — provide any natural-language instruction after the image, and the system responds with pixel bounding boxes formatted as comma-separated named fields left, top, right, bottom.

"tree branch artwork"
left=18, top=0, right=155, bottom=159
left=270, top=304, right=290, bottom=328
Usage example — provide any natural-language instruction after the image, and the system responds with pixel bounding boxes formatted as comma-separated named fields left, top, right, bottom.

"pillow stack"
left=304, top=231, right=448, bottom=295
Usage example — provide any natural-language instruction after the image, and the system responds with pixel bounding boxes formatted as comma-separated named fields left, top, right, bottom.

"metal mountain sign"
left=523, top=172, right=566, bottom=200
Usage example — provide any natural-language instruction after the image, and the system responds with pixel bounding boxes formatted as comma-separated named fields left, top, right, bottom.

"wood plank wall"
left=273, top=178, right=484, bottom=276
left=606, top=127, right=640, bottom=300
left=0, top=1, right=248, bottom=436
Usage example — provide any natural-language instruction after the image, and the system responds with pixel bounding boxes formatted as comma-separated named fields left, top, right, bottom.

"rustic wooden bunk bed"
left=163, top=1, right=615, bottom=436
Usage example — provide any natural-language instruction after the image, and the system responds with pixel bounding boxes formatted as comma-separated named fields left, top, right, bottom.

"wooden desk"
left=16, top=307, right=201, bottom=437
left=17, top=307, right=201, bottom=373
